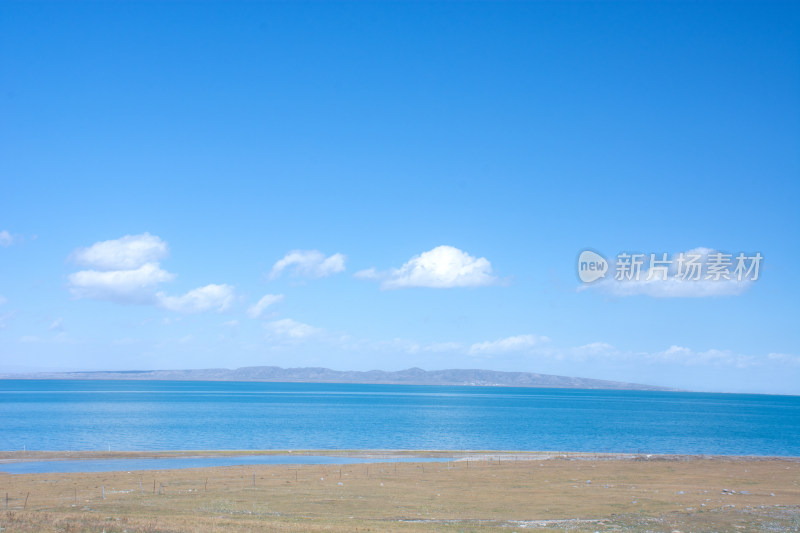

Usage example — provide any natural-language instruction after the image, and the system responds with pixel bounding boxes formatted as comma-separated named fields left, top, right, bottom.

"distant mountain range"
left=1, top=366, right=674, bottom=391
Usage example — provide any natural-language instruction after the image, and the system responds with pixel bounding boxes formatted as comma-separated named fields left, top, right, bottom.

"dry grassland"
left=0, top=452, right=798, bottom=532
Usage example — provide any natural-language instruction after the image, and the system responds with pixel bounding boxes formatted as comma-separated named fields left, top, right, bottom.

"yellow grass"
left=1, top=451, right=798, bottom=532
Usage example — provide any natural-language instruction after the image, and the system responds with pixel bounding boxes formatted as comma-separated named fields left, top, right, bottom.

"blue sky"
left=1, top=2, right=798, bottom=394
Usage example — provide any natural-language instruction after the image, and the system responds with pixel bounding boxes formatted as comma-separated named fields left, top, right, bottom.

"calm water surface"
left=1, top=380, right=798, bottom=456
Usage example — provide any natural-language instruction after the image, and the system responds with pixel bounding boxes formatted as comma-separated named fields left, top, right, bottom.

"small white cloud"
left=247, top=293, right=284, bottom=318
left=469, top=334, right=550, bottom=355
left=641, top=345, right=780, bottom=369
left=264, top=318, right=320, bottom=340
left=269, top=250, right=345, bottom=280
left=353, top=267, right=379, bottom=280
left=71, top=233, right=168, bottom=270
left=48, top=318, right=64, bottom=331
left=766, top=353, right=800, bottom=366
left=157, top=284, right=234, bottom=313
left=424, top=341, right=464, bottom=353
left=583, top=248, right=755, bottom=298
left=0, top=311, right=14, bottom=329
left=572, top=342, right=618, bottom=356
left=68, top=262, right=175, bottom=304
left=362, top=245, right=498, bottom=290
left=0, top=230, right=15, bottom=247
left=223, top=319, right=239, bottom=327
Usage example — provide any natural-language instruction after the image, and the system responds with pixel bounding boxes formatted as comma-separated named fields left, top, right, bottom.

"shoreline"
left=2, top=449, right=799, bottom=465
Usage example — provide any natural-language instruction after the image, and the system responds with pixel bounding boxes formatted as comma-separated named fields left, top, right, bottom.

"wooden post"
left=24, top=492, right=29, bottom=509
left=252, top=472, right=255, bottom=488
left=5, top=492, right=8, bottom=511
left=205, top=478, right=208, bottom=492
left=102, top=486, right=105, bottom=500
left=153, top=479, right=156, bottom=494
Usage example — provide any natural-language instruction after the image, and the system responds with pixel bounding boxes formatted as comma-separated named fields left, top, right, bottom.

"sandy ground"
left=0, top=451, right=798, bottom=532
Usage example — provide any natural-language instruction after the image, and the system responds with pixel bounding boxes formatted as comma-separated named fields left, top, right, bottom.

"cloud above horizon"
left=348, top=331, right=798, bottom=373
left=356, top=245, right=499, bottom=289
left=469, top=334, right=550, bottom=355
left=264, top=318, right=321, bottom=341
left=157, top=284, right=234, bottom=313
left=68, top=233, right=234, bottom=313
left=269, top=250, right=345, bottom=280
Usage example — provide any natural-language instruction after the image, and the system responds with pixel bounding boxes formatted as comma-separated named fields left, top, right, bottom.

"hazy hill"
left=1, top=366, right=674, bottom=391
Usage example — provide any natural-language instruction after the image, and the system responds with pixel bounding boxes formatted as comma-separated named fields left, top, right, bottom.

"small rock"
left=337, top=482, right=343, bottom=486
left=677, top=490, right=684, bottom=495
left=586, top=480, right=592, bottom=484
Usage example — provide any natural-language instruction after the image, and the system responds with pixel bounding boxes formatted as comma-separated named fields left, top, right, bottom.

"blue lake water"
left=1, top=380, right=798, bottom=456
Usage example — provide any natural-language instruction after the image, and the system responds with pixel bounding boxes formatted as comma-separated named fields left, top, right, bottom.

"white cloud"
left=18, top=332, right=74, bottom=345
left=766, top=353, right=800, bottom=366
left=264, top=318, right=320, bottom=340
left=157, top=284, right=234, bottom=313
left=247, top=293, right=284, bottom=318
left=469, top=334, right=550, bottom=355
left=572, top=342, right=617, bottom=355
left=0, top=311, right=14, bottom=329
left=353, top=267, right=379, bottom=280
left=640, top=345, right=784, bottom=369
left=0, top=230, right=15, bottom=247
left=68, top=234, right=235, bottom=312
left=360, top=245, right=499, bottom=290
left=71, top=233, right=168, bottom=270
left=583, top=248, right=755, bottom=298
left=48, top=318, right=64, bottom=331
left=68, top=262, right=175, bottom=304
left=269, top=250, right=345, bottom=280
left=546, top=342, right=800, bottom=369
left=425, top=341, right=464, bottom=353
